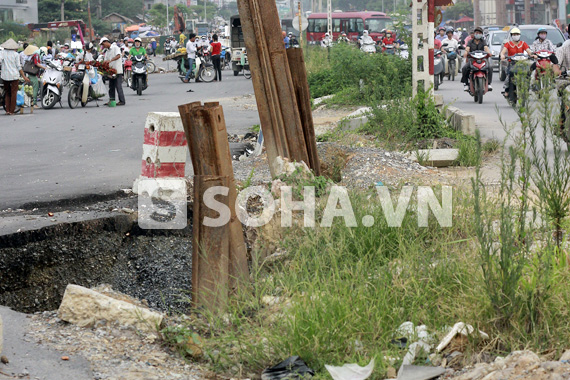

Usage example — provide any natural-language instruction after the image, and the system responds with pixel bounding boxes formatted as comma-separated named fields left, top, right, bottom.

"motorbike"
left=557, top=72, right=570, bottom=149
left=123, top=57, right=133, bottom=88
left=505, top=54, right=531, bottom=107
left=467, top=50, right=491, bottom=104
left=360, top=41, right=377, bottom=53
left=40, top=60, right=65, bottom=109
left=443, top=45, right=458, bottom=81
left=68, top=62, right=103, bottom=109
left=534, top=50, right=555, bottom=93
left=384, top=44, right=395, bottom=55
left=434, top=49, right=445, bottom=90
left=176, top=51, right=216, bottom=83
left=131, top=55, right=148, bottom=96
left=221, top=46, right=231, bottom=70
left=397, top=44, right=409, bottom=59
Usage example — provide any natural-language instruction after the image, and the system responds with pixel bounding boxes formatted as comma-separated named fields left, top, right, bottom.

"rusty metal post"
left=178, top=101, right=249, bottom=296
left=236, top=0, right=310, bottom=177
left=192, top=175, right=230, bottom=312
left=286, top=47, right=321, bottom=176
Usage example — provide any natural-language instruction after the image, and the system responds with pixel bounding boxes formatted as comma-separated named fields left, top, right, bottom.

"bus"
left=196, top=22, right=209, bottom=36
left=307, top=11, right=392, bottom=43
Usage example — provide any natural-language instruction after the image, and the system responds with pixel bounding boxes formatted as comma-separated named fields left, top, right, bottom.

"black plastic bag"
left=261, top=356, right=315, bottom=380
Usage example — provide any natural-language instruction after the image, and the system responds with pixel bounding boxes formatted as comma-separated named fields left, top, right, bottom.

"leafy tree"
left=443, top=2, right=473, bottom=21
left=38, top=0, right=88, bottom=23
left=148, top=3, right=167, bottom=28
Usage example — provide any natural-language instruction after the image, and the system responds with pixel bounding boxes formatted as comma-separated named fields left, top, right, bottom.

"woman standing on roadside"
left=0, top=38, right=30, bottom=115
left=210, top=34, right=222, bottom=82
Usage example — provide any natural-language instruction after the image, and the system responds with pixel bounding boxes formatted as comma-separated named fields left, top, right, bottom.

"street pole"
left=166, top=0, right=169, bottom=34
left=327, top=0, right=331, bottom=35
left=61, top=0, right=65, bottom=21
left=559, top=0, right=566, bottom=24
left=88, top=0, right=93, bottom=40
left=205, top=0, right=207, bottom=23
left=298, top=1, right=302, bottom=44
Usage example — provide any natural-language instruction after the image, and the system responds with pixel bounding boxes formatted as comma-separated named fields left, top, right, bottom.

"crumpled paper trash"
left=325, top=358, right=375, bottom=380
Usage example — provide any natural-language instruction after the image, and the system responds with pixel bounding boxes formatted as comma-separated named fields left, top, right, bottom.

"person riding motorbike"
left=382, top=30, right=396, bottom=52
left=360, top=30, right=374, bottom=46
left=129, top=37, right=148, bottom=89
left=288, top=32, right=299, bottom=47
left=441, top=28, right=459, bottom=50
left=461, top=26, right=493, bottom=91
left=321, top=32, right=333, bottom=47
left=530, top=27, right=560, bottom=76
left=499, top=27, right=534, bottom=97
left=338, top=32, right=350, bottom=43
left=436, top=27, right=447, bottom=41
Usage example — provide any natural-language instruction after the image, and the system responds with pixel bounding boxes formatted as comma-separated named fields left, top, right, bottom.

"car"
left=487, top=30, right=509, bottom=72
left=497, top=25, right=566, bottom=81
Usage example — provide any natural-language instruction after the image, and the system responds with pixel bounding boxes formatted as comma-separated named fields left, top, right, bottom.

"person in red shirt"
left=382, top=30, right=396, bottom=52
left=209, top=34, right=223, bottom=81
left=499, top=27, right=534, bottom=97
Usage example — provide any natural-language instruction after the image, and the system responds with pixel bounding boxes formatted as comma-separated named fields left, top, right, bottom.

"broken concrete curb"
left=408, top=149, right=459, bottom=167
left=445, top=106, right=476, bottom=136
left=58, top=285, right=164, bottom=332
left=338, top=107, right=372, bottom=131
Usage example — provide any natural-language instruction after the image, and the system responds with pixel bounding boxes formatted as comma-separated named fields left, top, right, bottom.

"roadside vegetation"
left=160, top=53, right=570, bottom=380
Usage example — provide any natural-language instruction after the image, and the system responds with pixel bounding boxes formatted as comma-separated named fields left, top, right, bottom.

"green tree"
left=443, top=2, right=473, bottom=20
left=148, top=3, right=166, bottom=28
left=38, top=0, right=88, bottom=22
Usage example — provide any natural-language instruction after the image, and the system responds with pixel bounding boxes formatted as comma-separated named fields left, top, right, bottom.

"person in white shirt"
left=183, top=33, right=198, bottom=85
left=441, top=29, right=459, bottom=50
left=100, top=37, right=125, bottom=106
left=169, top=38, right=178, bottom=52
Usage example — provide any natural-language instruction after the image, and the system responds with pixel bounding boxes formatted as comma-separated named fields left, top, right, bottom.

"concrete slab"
left=397, top=365, right=446, bottom=380
left=0, top=306, right=92, bottom=379
left=338, top=107, right=374, bottom=131
left=408, top=149, right=459, bottom=167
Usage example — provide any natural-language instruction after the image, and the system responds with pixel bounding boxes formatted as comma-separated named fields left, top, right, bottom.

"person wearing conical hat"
left=22, top=44, right=46, bottom=107
left=0, top=38, right=30, bottom=115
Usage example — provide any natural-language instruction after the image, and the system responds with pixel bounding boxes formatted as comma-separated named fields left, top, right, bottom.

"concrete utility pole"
left=559, top=0, right=566, bottom=23
left=495, top=0, right=507, bottom=25
left=61, top=0, right=65, bottom=21
left=327, top=0, right=331, bottom=35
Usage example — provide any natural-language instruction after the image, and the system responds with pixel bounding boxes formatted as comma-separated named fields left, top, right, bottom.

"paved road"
left=437, top=70, right=520, bottom=143
left=0, top=70, right=259, bottom=210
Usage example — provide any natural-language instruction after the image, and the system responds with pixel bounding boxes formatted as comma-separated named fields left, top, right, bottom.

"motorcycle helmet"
left=510, top=27, right=521, bottom=35
left=537, top=27, right=548, bottom=39
left=134, top=37, right=142, bottom=42
left=446, top=27, right=454, bottom=33
left=128, top=38, right=134, bottom=43
left=85, top=42, right=94, bottom=51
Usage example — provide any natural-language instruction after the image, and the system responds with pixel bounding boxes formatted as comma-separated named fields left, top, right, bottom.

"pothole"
left=0, top=213, right=193, bottom=314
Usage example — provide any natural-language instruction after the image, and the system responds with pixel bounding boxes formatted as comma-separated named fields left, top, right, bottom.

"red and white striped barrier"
left=133, top=112, right=188, bottom=195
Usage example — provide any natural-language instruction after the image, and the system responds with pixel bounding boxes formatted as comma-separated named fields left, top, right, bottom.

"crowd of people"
left=0, top=36, right=162, bottom=114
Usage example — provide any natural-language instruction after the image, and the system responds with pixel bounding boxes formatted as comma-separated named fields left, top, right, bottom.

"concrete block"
left=338, top=107, right=373, bottom=131
left=445, top=106, right=476, bottom=136
left=434, top=94, right=444, bottom=107
left=409, top=149, right=459, bottom=167
left=58, top=284, right=164, bottom=332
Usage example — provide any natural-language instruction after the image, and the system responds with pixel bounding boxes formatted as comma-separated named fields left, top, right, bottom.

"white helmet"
left=363, top=30, right=369, bottom=36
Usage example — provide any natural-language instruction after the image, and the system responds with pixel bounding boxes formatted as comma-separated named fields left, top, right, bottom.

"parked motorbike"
left=467, top=50, right=491, bottom=104
left=505, top=54, right=531, bottom=107
left=176, top=52, right=216, bottom=83
left=443, top=44, right=458, bottom=81
left=68, top=62, right=103, bottom=108
left=131, top=55, right=148, bottom=96
left=221, top=47, right=231, bottom=70
left=434, top=49, right=445, bottom=90
left=40, top=60, right=65, bottom=109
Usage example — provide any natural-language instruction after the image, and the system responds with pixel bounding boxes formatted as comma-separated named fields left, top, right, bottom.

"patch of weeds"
left=278, top=167, right=331, bottom=199
left=482, top=139, right=500, bottom=154
left=415, top=149, right=430, bottom=166
left=159, top=325, right=204, bottom=360
left=456, top=138, right=480, bottom=167
left=250, top=124, right=261, bottom=134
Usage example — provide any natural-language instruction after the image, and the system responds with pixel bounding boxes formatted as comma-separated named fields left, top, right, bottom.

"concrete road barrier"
left=445, top=106, right=476, bottom=136
left=408, top=149, right=459, bottom=167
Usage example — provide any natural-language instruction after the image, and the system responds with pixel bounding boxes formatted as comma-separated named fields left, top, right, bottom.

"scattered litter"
left=376, top=181, right=384, bottom=186
left=261, top=356, right=315, bottom=380
left=401, top=342, right=431, bottom=366
left=436, top=322, right=489, bottom=353
left=397, top=365, right=445, bottom=380
left=48, top=212, right=54, bottom=217
left=325, top=358, right=374, bottom=380
left=61, top=356, right=70, bottom=361
left=0, top=356, right=9, bottom=364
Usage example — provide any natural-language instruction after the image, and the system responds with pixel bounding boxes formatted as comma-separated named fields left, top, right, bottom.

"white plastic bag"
left=92, top=75, right=106, bottom=99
